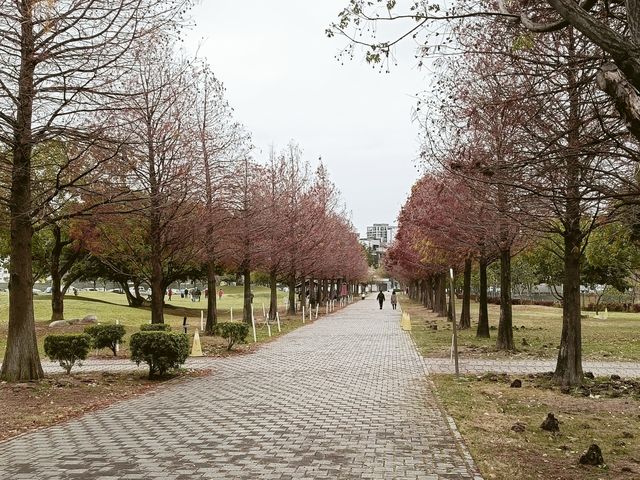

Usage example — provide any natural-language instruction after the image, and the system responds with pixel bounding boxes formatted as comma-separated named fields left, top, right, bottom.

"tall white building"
left=366, top=223, right=390, bottom=244
left=387, top=225, right=398, bottom=245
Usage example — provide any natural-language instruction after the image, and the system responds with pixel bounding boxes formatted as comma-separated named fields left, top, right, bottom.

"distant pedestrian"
left=390, top=291, right=398, bottom=310
left=184, top=288, right=188, bottom=299
left=218, top=288, right=224, bottom=299
left=168, top=288, right=172, bottom=301
left=377, top=291, right=385, bottom=310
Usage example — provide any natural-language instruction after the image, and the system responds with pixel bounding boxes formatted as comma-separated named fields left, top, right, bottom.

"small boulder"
left=81, top=314, right=98, bottom=324
left=579, top=444, right=604, bottom=466
left=511, top=422, right=526, bottom=433
left=490, top=325, right=497, bottom=331
left=611, top=374, right=621, bottom=381
left=48, top=320, right=70, bottom=328
left=541, top=413, right=560, bottom=432
left=510, top=379, right=522, bottom=388
left=584, top=372, right=595, bottom=379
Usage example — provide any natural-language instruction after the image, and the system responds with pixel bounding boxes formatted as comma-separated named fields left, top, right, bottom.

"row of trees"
left=361, top=3, right=639, bottom=386
left=0, top=1, right=367, bottom=382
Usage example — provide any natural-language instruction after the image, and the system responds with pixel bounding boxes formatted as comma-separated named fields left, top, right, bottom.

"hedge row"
left=44, top=320, right=251, bottom=376
left=584, top=302, right=640, bottom=313
left=486, top=298, right=559, bottom=307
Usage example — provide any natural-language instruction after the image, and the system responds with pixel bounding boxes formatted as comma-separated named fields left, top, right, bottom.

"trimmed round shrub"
left=84, top=324, right=126, bottom=356
left=140, top=323, right=171, bottom=332
left=217, top=322, right=249, bottom=351
left=129, top=331, right=189, bottom=378
left=44, top=334, right=92, bottom=374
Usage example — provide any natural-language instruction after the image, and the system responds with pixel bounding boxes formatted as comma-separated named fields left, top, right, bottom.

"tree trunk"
left=269, top=268, right=278, bottom=320
left=149, top=258, right=164, bottom=324
left=329, top=278, right=336, bottom=302
left=243, top=267, right=252, bottom=324
left=122, top=281, right=143, bottom=307
left=50, top=227, right=64, bottom=320
left=496, top=247, right=514, bottom=350
left=439, top=273, right=448, bottom=316
left=322, top=279, right=328, bottom=305
left=555, top=30, right=584, bottom=386
left=555, top=227, right=583, bottom=385
left=288, top=273, right=296, bottom=315
left=309, top=278, right=316, bottom=308
left=1, top=11, right=44, bottom=381
left=476, top=255, right=490, bottom=338
left=459, top=257, right=472, bottom=329
left=205, top=261, right=218, bottom=334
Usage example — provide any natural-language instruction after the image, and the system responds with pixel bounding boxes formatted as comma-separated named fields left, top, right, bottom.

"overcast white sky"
left=185, top=1, right=427, bottom=237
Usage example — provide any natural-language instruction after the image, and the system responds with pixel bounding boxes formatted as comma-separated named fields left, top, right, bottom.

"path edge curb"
left=404, top=327, right=484, bottom=480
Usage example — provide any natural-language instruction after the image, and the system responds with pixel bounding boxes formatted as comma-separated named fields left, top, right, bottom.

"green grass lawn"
left=402, top=296, right=640, bottom=361
left=433, top=374, right=640, bottom=479
left=0, top=286, right=302, bottom=359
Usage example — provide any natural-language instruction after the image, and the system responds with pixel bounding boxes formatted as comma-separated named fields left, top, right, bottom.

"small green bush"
left=84, top=324, right=126, bottom=356
left=44, top=334, right=92, bottom=374
left=217, top=322, right=249, bottom=351
left=129, top=331, right=189, bottom=378
left=140, top=323, right=171, bottom=332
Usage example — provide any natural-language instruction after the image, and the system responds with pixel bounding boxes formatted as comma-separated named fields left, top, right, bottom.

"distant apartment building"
left=387, top=225, right=397, bottom=245
left=366, top=223, right=390, bottom=244
left=365, top=223, right=398, bottom=246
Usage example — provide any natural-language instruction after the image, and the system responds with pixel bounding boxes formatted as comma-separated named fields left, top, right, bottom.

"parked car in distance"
left=32, top=288, right=43, bottom=295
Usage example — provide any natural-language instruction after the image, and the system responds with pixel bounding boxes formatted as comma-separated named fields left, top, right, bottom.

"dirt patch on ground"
left=433, top=374, right=640, bottom=479
left=0, top=370, right=207, bottom=443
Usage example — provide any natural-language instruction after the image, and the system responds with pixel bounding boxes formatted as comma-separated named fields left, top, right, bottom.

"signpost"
left=449, top=268, right=460, bottom=377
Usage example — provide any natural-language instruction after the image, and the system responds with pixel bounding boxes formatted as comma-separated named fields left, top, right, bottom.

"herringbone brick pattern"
left=0, top=298, right=481, bottom=479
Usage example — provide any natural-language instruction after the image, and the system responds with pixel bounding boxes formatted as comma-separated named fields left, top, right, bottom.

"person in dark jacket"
left=377, top=291, right=385, bottom=310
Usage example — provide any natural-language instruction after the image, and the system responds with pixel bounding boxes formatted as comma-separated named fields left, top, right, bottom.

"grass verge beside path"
left=403, top=296, right=640, bottom=361
left=433, top=374, right=640, bottom=479
left=0, top=370, right=207, bottom=443
left=0, top=287, right=325, bottom=360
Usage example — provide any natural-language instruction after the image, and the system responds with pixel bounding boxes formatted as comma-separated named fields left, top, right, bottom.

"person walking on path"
left=377, top=291, right=385, bottom=310
left=390, top=291, right=398, bottom=310
left=168, top=288, right=172, bottom=301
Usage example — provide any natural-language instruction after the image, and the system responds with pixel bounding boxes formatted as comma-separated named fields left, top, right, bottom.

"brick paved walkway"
left=0, top=298, right=481, bottom=480
left=425, top=357, right=640, bottom=377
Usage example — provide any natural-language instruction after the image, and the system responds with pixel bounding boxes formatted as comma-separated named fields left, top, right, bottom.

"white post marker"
left=230, top=307, right=233, bottom=322
left=262, top=302, right=266, bottom=319
left=267, top=322, right=272, bottom=337
left=326, top=303, right=328, bottom=315
left=315, top=304, right=319, bottom=320
left=115, top=319, right=120, bottom=354
left=276, top=311, right=281, bottom=332
left=251, top=304, right=257, bottom=343
left=200, top=310, right=204, bottom=331
left=302, top=306, right=305, bottom=324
